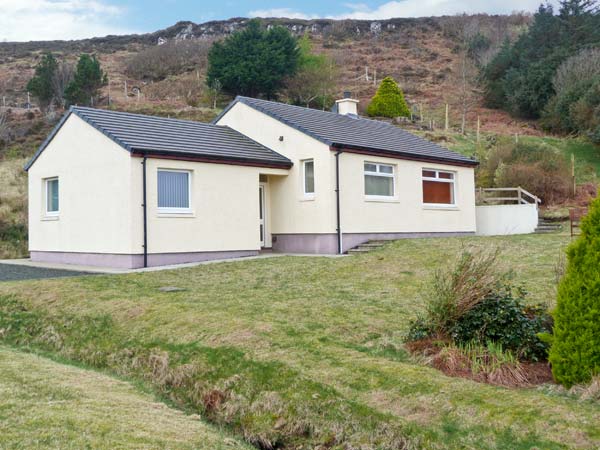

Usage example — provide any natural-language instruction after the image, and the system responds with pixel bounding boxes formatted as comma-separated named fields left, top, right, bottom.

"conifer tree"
left=366, top=77, right=410, bottom=118
left=64, top=54, right=107, bottom=107
left=26, top=52, right=58, bottom=110
left=549, top=195, right=600, bottom=387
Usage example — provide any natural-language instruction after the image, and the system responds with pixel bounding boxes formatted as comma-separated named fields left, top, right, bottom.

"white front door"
left=259, top=184, right=266, bottom=248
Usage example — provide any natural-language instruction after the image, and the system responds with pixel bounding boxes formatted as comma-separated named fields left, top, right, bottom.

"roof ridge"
left=71, top=106, right=221, bottom=128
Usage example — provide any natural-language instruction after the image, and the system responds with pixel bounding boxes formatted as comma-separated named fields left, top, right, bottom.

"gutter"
left=335, top=150, right=343, bottom=255
left=142, top=155, right=148, bottom=268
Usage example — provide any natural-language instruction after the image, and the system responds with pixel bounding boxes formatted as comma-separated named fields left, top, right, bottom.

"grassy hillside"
left=0, top=346, right=250, bottom=449
left=1, top=233, right=599, bottom=449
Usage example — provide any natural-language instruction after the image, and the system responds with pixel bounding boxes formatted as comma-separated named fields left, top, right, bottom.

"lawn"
left=0, top=346, right=250, bottom=449
left=1, top=233, right=599, bottom=449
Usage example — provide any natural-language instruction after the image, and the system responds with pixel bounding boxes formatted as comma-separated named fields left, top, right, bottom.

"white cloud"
left=250, top=0, right=562, bottom=21
left=248, top=8, right=320, bottom=20
left=0, top=0, right=135, bottom=42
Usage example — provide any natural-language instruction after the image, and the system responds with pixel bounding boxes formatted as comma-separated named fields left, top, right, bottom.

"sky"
left=1, top=0, right=561, bottom=42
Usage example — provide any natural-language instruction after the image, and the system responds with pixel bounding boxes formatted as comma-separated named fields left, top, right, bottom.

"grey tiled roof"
left=25, top=106, right=291, bottom=170
left=217, top=96, right=477, bottom=166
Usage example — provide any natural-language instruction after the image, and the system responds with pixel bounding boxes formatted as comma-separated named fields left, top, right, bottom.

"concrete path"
left=0, top=253, right=346, bottom=277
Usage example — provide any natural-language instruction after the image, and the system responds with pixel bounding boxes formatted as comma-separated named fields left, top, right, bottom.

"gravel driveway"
left=0, top=263, right=94, bottom=282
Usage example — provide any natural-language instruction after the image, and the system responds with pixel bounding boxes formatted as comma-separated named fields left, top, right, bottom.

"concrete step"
left=348, top=248, right=372, bottom=254
left=358, top=243, right=386, bottom=248
left=534, top=228, right=561, bottom=234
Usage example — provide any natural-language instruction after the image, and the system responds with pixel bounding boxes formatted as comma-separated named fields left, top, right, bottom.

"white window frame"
left=302, top=159, right=315, bottom=199
left=44, top=177, right=59, bottom=216
left=157, top=169, right=193, bottom=214
left=422, top=168, right=457, bottom=207
left=364, top=162, right=396, bottom=200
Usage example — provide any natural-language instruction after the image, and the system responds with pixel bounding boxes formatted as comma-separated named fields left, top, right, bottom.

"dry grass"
left=0, top=346, right=251, bottom=449
left=0, top=157, right=28, bottom=258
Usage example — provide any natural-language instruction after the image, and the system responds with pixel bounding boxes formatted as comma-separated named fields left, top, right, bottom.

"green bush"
left=450, top=286, right=552, bottom=361
left=366, top=77, right=410, bottom=118
left=549, top=195, right=600, bottom=387
left=407, top=248, right=551, bottom=362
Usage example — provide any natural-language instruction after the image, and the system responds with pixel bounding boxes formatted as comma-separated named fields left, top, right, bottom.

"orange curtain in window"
left=423, top=180, right=452, bottom=204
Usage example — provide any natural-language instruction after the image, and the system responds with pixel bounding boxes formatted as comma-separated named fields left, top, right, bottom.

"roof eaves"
left=331, top=142, right=479, bottom=167
left=24, top=108, right=73, bottom=171
left=131, top=148, right=293, bottom=169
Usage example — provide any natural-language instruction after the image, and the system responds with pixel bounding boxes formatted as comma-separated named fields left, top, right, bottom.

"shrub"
left=450, top=286, right=552, bottom=361
left=366, top=77, right=410, bottom=118
left=477, top=139, right=572, bottom=204
left=126, top=40, right=212, bottom=82
left=549, top=195, right=600, bottom=387
left=407, top=247, right=551, bottom=362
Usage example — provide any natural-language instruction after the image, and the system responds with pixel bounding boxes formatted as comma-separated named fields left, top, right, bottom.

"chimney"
left=335, top=91, right=359, bottom=116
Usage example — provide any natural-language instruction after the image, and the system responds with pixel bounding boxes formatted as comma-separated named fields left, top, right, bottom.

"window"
left=364, top=162, right=394, bottom=197
left=422, top=169, right=456, bottom=205
left=45, top=177, right=59, bottom=215
left=157, top=170, right=191, bottom=212
left=302, top=159, right=315, bottom=196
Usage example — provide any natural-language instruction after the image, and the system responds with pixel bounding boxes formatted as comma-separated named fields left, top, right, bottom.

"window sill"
left=300, top=196, right=315, bottom=202
left=41, top=215, right=59, bottom=221
left=364, top=196, right=399, bottom=203
left=157, top=210, right=195, bottom=218
left=422, top=205, right=459, bottom=211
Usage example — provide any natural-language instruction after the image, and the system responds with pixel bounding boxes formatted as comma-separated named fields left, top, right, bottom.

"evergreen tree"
left=206, top=19, right=299, bottom=98
left=26, top=52, right=58, bottom=110
left=482, top=0, right=600, bottom=120
left=549, top=195, right=600, bottom=387
left=64, top=54, right=107, bottom=107
left=366, top=77, right=410, bottom=118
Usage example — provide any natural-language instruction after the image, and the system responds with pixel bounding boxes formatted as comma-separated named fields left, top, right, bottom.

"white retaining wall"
left=475, top=204, right=538, bottom=236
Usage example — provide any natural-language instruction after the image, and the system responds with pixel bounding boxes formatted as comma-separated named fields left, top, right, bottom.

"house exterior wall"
left=217, top=102, right=477, bottom=254
left=337, top=152, right=477, bottom=234
left=215, top=102, right=336, bottom=235
left=28, top=113, right=288, bottom=268
left=129, top=157, right=280, bottom=255
left=28, top=114, right=135, bottom=256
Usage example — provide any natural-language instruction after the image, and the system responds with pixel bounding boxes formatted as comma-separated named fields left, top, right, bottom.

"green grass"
left=0, top=346, right=251, bottom=449
left=1, top=233, right=598, bottom=449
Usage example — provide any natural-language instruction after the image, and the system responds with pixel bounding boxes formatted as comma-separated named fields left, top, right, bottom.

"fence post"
left=517, top=187, right=522, bottom=204
left=445, top=103, right=449, bottom=131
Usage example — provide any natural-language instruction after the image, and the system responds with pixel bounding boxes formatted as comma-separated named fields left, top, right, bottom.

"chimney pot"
left=343, top=91, right=352, bottom=99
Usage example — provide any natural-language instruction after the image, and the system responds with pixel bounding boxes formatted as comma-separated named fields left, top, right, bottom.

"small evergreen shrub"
left=366, top=77, right=410, bottom=118
left=450, top=286, right=552, bottom=361
left=550, top=195, right=600, bottom=387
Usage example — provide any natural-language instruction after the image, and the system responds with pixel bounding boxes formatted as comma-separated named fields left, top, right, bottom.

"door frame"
left=259, top=183, right=267, bottom=248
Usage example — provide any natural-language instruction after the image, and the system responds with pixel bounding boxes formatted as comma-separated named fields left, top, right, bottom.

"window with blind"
left=364, top=162, right=394, bottom=197
left=157, top=170, right=191, bottom=212
left=45, top=177, right=59, bottom=215
left=422, top=169, right=455, bottom=205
